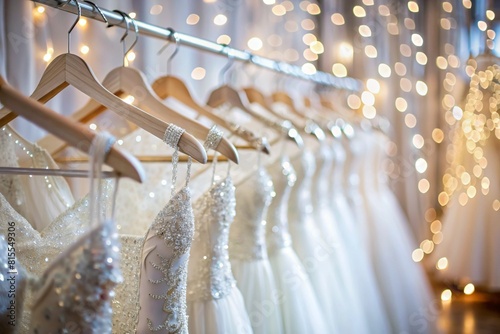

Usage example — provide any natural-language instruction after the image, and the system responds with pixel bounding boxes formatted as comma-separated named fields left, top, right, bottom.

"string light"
left=282, top=1, right=294, bottom=11
left=191, top=67, right=206, bottom=80
left=150, top=5, right=163, bottom=15
left=347, top=94, right=361, bottom=109
left=129, top=12, right=137, bottom=19
left=80, top=45, right=90, bottom=55
left=359, top=25, right=372, bottom=37
left=217, top=34, right=231, bottom=45
left=407, top=1, right=419, bottom=13
left=306, top=3, right=321, bottom=15
left=247, top=37, right=263, bottom=51
left=366, top=79, right=380, bottom=94
left=214, top=14, right=228, bottom=25
left=331, top=13, right=345, bottom=25
left=332, top=63, right=347, bottom=77
left=123, top=95, right=135, bottom=104
left=364, top=45, right=378, bottom=58
left=301, top=63, right=317, bottom=75
left=301, top=19, right=315, bottom=31
left=272, top=4, right=286, bottom=16
left=126, top=51, right=136, bottom=62
left=441, top=289, right=452, bottom=302
left=37, top=6, right=45, bottom=14
left=186, top=14, right=200, bottom=25
left=309, top=41, right=324, bottom=54
left=353, top=6, right=366, bottom=17
left=78, top=18, right=87, bottom=27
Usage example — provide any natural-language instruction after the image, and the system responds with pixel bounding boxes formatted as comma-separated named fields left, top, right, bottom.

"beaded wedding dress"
left=0, top=131, right=122, bottom=333
left=432, top=60, right=500, bottom=290
left=186, top=127, right=252, bottom=334
left=229, top=163, right=284, bottom=334
left=265, top=148, right=328, bottom=334
left=360, top=129, right=434, bottom=333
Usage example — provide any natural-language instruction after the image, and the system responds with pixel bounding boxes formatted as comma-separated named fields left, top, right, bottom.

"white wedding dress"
left=359, top=129, right=434, bottom=334
left=265, top=151, right=329, bottom=334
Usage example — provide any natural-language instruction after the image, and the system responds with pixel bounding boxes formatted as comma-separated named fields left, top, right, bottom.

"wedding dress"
left=0, top=132, right=122, bottom=333
left=359, top=129, right=434, bottom=334
left=187, top=126, right=252, bottom=333
left=229, top=160, right=284, bottom=334
left=265, top=146, right=328, bottom=334
left=432, top=60, right=500, bottom=290
left=330, top=132, right=392, bottom=333
left=309, top=141, right=370, bottom=334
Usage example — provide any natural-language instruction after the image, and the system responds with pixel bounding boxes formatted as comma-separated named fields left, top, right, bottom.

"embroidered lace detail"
left=188, top=176, right=237, bottom=302
left=0, top=127, right=24, bottom=214
left=146, top=187, right=194, bottom=333
left=229, top=168, right=274, bottom=261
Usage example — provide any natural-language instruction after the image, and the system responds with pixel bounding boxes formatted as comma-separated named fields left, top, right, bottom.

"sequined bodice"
left=229, top=168, right=274, bottom=261
left=30, top=221, right=122, bottom=333
left=266, top=158, right=296, bottom=252
left=188, top=176, right=236, bottom=302
left=288, top=150, right=316, bottom=224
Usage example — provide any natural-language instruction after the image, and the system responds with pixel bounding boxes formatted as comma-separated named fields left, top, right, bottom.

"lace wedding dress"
left=229, top=163, right=283, bottom=334
left=0, top=131, right=122, bottom=333
left=187, top=127, right=252, bottom=333
left=265, top=148, right=328, bottom=334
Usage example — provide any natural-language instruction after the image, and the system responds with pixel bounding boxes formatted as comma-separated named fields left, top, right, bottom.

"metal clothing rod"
left=0, top=167, right=119, bottom=178
left=33, top=0, right=363, bottom=91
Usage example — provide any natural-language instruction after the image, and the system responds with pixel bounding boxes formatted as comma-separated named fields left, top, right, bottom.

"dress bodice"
left=229, top=168, right=274, bottom=261
left=311, top=142, right=334, bottom=206
left=266, top=157, right=296, bottom=252
left=342, top=130, right=365, bottom=192
left=329, top=139, right=347, bottom=197
left=288, top=150, right=316, bottom=224
left=188, top=176, right=236, bottom=302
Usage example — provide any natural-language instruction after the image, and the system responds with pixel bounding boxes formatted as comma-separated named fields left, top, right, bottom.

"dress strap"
left=88, top=131, right=116, bottom=227
left=163, top=124, right=191, bottom=196
left=203, top=125, right=224, bottom=185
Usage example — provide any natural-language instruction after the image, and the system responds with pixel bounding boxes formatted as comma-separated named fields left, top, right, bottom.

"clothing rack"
left=33, top=0, right=363, bottom=91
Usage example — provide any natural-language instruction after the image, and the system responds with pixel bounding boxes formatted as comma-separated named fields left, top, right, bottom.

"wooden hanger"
left=21, top=8, right=206, bottom=163
left=0, top=76, right=145, bottom=182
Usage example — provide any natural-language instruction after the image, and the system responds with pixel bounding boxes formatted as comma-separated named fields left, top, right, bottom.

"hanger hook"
left=157, top=28, right=180, bottom=75
left=82, top=1, right=107, bottom=25
left=67, top=0, right=81, bottom=53
left=112, top=10, right=134, bottom=66
left=219, top=46, right=235, bottom=85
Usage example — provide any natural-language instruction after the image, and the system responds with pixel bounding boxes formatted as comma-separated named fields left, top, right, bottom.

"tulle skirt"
left=187, top=286, right=253, bottom=334
left=361, top=187, right=435, bottom=334
left=230, top=258, right=284, bottom=334
left=331, top=192, right=393, bottom=333
left=267, top=246, right=329, bottom=334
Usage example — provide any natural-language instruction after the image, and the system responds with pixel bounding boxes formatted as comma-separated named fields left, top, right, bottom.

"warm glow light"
left=303, top=49, right=318, bottom=61
left=150, top=5, right=163, bottom=15
left=248, top=37, right=263, bottom=51
left=359, top=25, right=372, bottom=37
left=362, top=0, right=374, bottom=4
left=186, top=14, right=200, bottom=25
left=331, top=13, right=345, bottom=25
left=89, top=123, right=97, bottom=130
left=217, top=34, right=231, bottom=45
left=430, top=220, right=442, bottom=234
left=272, top=4, right=287, bottom=16
left=78, top=18, right=87, bottom=27
left=441, top=18, right=451, bottom=30
left=378, top=63, right=391, bottom=78
left=302, top=33, right=317, bottom=45
left=80, top=45, right=90, bottom=55
left=408, top=1, right=419, bottom=12
left=124, top=95, right=135, bottom=104
left=301, top=63, right=317, bottom=75
left=362, top=105, right=376, bottom=119
left=411, top=33, right=424, bottom=47
left=282, top=1, right=294, bottom=11
left=400, top=78, right=412, bottom=92
left=418, top=179, right=430, bottom=193
left=332, top=63, right=347, bottom=77
left=263, top=0, right=276, bottom=4
left=37, top=6, right=45, bottom=14
left=400, top=44, right=412, bottom=57
left=464, top=283, right=475, bottom=295
left=353, top=6, right=366, bottom=17
left=416, top=52, right=428, bottom=65
left=412, top=249, right=424, bottom=262
left=339, top=42, right=353, bottom=59
left=395, top=97, right=408, bottom=112
left=442, top=2, right=453, bottom=12
left=43, top=53, right=52, bottom=62
left=415, top=158, right=428, bottom=173
left=301, top=19, right=315, bottom=30
left=452, top=106, right=463, bottom=120
left=361, top=91, right=375, bottom=106
left=486, top=10, right=495, bottom=21
left=437, top=257, right=448, bottom=270
left=191, top=67, right=206, bottom=80
left=441, top=289, right=452, bottom=301
left=416, top=81, right=428, bottom=96
left=309, top=41, right=324, bottom=54
left=378, top=5, right=390, bottom=16
left=214, top=14, right=228, bottom=25
left=126, top=51, right=136, bottom=62
left=395, top=62, right=407, bottom=76
left=347, top=94, right=361, bottom=109
left=463, top=0, right=472, bottom=9
left=129, top=12, right=137, bottom=19
left=306, top=3, right=321, bottom=15
left=366, top=79, right=380, bottom=94
left=405, top=114, right=417, bottom=128
left=413, top=134, right=425, bottom=149
left=478, top=21, right=487, bottom=31
left=364, top=45, right=378, bottom=58
left=432, top=128, right=444, bottom=143
left=436, top=56, right=448, bottom=70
